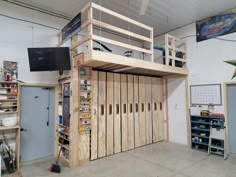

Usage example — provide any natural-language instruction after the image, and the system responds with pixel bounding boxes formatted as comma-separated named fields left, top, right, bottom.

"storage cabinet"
left=56, top=69, right=165, bottom=165
left=0, top=81, right=20, bottom=173
left=190, top=115, right=224, bottom=152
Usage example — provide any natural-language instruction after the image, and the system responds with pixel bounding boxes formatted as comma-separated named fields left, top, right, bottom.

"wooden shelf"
left=0, top=125, right=19, bottom=130
left=79, top=129, right=90, bottom=132
left=0, top=99, right=17, bottom=102
left=0, top=93, right=17, bottom=96
left=0, top=111, right=18, bottom=115
left=80, top=84, right=91, bottom=86
left=80, top=75, right=91, bottom=78
left=0, top=105, right=17, bottom=108
left=80, top=90, right=91, bottom=92
left=80, top=123, right=91, bottom=125
left=0, top=81, right=18, bottom=84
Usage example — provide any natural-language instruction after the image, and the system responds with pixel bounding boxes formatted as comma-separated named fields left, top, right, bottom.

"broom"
left=48, top=114, right=70, bottom=173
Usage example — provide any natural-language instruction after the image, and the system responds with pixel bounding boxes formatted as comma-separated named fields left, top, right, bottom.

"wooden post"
left=185, top=76, right=190, bottom=146
left=165, top=78, right=169, bottom=142
left=70, top=35, right=80, bottom=167
left=88, top=6, right=93, bottom=51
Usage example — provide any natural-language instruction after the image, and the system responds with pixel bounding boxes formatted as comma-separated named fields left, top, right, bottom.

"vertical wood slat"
left=145, top=77, right=152, bottom=144
left=152, top=77, right=159, bottom=143
left=157, top=78, right=164, bottom=141
left=79, top=131, right=90, bottom=162
left=114, top=73, right=121, bottom=153
left=139, top=76, right=146, bottom=146
left=98, top=72, right=106, bottom=158
left=134, top=75, right=140, bottom=147
left=91, top=71, right=98, bottom=160
left=106, top=73, right=114, bottom=155
left=70, top=41, right=79, bottom=167
left=127, top=75, right=134, bottom=150
left=121, top=74, right=128, bottom=151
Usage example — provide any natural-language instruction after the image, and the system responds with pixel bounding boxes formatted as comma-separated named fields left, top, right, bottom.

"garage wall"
left=155, top=23, right=236, bottom=145
left=0, top=1, right=68, bottom=84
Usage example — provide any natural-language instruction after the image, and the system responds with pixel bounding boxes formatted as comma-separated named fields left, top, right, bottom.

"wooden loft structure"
left=55, top=2, right=189, bottom=168
left=58, top=2, right=188, bottom=77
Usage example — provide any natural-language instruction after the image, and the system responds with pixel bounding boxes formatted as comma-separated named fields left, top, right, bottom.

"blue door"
left=227, top=85, right=236, bottom=154
left=20, top=86, right=55, bottom=161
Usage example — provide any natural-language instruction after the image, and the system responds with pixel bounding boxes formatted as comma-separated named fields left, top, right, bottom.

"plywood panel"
left=114, top=73, right=121, bottom=153
left=139, top=76, right=146, bottom=146
left=106, top=72, right=114, bottom=156
left=121, top=74, right=128, bottom=151
left=98, top=71, right=106, bottom=158
left=91, top=71, right=98, bottom=160
left=127, top=75, right=134, bottom=150
left=145, top=77, right=152, bottom=144
left=151, top=77, right=159, bottom=143
left=79, top=131, right=90, bottom=163
left=134, top=76, right=140, bottom=147
left=157, top=78, right=164, bottom=141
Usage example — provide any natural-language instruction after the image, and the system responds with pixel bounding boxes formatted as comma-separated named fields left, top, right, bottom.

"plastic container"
left=2, top=117, right=17, bottom=127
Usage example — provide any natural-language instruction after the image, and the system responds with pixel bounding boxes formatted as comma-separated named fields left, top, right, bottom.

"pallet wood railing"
left=165, top=34, right=187, bottom=68
left=58, top=2, right=154, bottom=62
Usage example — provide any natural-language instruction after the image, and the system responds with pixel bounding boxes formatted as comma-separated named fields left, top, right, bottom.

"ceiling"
left=14, top=0, right=236, bottom=36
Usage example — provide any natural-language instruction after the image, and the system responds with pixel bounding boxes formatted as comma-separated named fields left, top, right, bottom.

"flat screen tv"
left=28, top=47, right=71, bottom=71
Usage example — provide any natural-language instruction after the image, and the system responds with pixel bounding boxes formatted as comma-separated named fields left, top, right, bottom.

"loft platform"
left=76, top=50, right=188, bottom=77
left=58, top=2, right=189, bottom=77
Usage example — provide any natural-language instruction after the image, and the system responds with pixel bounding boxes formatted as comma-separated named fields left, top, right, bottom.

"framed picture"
left=196, top=8, right=236, bottom=42
left=3, top=61, right=18, bottom=81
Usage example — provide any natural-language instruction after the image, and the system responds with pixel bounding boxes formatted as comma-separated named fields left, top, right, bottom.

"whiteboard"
left=190, top=84, right=222, bottom=105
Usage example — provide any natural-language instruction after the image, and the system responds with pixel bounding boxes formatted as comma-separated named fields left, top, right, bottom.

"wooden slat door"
left=127, top=75, right=134, bottom=150
left=91, top=71, right=98, bottom=160
left=145, top=77, right=152, bottom=144
left=134, top=76, right=140, bottom=147
left=106, top=73, right=114, bottom=155
left=98, top=72, right=106, bottom=158
left=114, top=73, right=121, bottom=153
left=121, top=74, right=128, bottom=151
left=139, top=76, right=146, bottom=146
left=152, top=77, right=164, bottom=142
left=152, top=77, right=159, bottom=143
left=157, top=78, right=164, bottom=141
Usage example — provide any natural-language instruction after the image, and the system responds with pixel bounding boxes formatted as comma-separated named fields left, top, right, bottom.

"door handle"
left=20, top=128, right=27, bottom=132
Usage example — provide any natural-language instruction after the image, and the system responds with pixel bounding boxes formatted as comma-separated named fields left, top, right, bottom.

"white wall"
left=0, top=1, right=68, bottom=84
left=155, top=23, right=236, bottom=145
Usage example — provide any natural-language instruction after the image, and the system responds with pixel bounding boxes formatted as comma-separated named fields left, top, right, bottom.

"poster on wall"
left=61, top=12, right=81, bottom=44
left=196, top=9, right=236, bottom=42
left=3, top=61, right=18, bottom=81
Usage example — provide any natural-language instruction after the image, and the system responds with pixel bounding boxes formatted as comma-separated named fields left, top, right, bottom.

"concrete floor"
left=20, top=142, right=236, bottom=177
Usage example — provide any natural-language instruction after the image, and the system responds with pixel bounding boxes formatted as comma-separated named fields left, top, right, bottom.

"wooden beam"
left=113, top=67, right=136, bottom=72
left=91, top=3, right=153, bottom=31
left=165, top=78, right=169, bottom=142
left=91, top=71, right=98, bottom=160
left=92, top=35, right=152, bottom=54
left=91, top=19, right=152, bottom=42
left=84, top=50, right=189, bottom=76
left=70, top=35, right=91, bottom=51
left=185, top=76, right=190, bottom=146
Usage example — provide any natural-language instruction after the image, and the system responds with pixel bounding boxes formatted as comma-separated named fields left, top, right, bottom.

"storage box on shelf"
left=0, top=81, right=20, bottom=173
left=190, top=115, right=225, bottom=152
left=55, top=83, right=71, bottom=165
left=80, top=67, right=91, bottom=133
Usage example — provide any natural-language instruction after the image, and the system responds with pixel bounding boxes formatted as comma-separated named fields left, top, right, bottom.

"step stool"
left=208, top=126, right=227, bottom=160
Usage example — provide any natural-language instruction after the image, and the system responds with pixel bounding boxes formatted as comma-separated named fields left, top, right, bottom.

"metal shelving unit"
left=190, top=115, right=224, bottom=152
